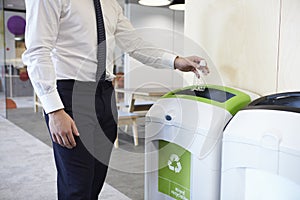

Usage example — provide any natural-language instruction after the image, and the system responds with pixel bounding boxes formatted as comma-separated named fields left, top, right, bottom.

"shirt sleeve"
left=22, top=0, right=64, bottom=114
left=113, top=2, right=177, bottom=69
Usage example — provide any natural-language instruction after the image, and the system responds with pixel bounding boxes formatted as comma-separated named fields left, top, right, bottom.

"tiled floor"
left=0, top=117, right=131, bottom=200
left=4, top=96, right=146, bottom=200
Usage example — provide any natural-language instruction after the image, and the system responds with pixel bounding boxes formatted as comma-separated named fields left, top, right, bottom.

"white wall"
left=124, top=3, right=185, bottom=90
left=185, top=0, right=282, bottom=95
left=278, top=0, right=300, bottom=92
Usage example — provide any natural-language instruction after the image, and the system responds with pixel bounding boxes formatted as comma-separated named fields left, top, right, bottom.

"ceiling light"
left=169, top=4, right=185, bottom=11
left=138, top=0, right=172, bottom=7
left=14, top=35, right=24, bottom=41
left=169, top=0, right=185, bottom=11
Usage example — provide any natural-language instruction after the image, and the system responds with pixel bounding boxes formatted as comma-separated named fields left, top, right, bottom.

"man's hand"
left=174, top=56, right=210, bottom=78
left=48, top=109, right=80, bottom=149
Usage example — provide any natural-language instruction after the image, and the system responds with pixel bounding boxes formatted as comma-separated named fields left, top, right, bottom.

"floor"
left=2, top=97, right=146, bottom=200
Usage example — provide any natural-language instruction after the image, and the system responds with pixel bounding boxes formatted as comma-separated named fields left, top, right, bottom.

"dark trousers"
left=44, top=80, right=118, bottom=200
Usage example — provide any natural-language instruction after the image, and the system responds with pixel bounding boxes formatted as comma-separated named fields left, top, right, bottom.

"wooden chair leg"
left=34, top=93, right=39, bottom=112
left=114, top=127, right=119, bottom=148
left=132, top=119, right=138, bottom=146
left=124, top=125, right=128, bottom=133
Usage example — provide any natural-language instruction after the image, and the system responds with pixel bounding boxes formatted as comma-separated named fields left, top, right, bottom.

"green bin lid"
left=162, top=85, right=251, bottom=115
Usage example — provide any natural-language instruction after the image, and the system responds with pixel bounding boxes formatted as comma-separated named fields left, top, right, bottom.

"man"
left=22, top=0, right=209, bottom=199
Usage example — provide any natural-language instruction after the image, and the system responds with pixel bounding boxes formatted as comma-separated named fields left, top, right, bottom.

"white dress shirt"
left=22, top=0, right=177, bottom=114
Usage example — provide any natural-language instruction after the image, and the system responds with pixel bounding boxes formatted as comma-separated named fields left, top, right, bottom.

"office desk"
left=115, top=87, right=177, bottom=112
left=115, top=87, right=175, bottom=101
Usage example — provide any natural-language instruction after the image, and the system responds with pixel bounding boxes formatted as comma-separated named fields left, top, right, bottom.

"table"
left=115, top=87, right=175, bottom=101
left=115, top=87, right=177, bottom=112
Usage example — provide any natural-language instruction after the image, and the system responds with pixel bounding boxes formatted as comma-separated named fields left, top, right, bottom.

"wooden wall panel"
left=184, top=0, right=281, bottom=95
left=278, top=0, right=300, bottom=92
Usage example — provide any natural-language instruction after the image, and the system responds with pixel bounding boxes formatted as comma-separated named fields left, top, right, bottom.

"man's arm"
left=113, top=1, right=209, bottom=75
left=22, top=0, right=79, bottom=149
left=23, top=0, right=64, bottom=114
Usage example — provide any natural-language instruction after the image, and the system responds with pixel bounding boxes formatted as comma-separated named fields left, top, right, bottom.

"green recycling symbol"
left=168, top=154, right=182, bottom=173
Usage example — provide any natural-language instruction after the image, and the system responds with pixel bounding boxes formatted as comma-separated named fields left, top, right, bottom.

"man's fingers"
left=188, top=55, right=203, bottom=64
left=196, top=60, right=209, bottom=75
left=52, top=133, right=65, bottom=147
left=53, top=132, right=75, bottom=149
left=193, top=68, right=200, bottom=79
left=66, top=131, right=76, bottom=148
left=61, top=134, right=72, bottom=149
left=198, top=66, right=210, bottom=75
left=55, top=134, right=64, bottom=146
left=71, top=121, right=80, bottom=137
left=51, top=133, right=58, bottom=144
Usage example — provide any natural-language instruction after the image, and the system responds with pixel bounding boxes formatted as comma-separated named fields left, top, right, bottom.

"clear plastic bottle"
left=193, top=60, right=207, bottom=91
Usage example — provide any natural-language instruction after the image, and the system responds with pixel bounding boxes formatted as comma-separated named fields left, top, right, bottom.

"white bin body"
left=221, top=109, right=300, bottom=200
left=145, top=98, right=232, bottom=200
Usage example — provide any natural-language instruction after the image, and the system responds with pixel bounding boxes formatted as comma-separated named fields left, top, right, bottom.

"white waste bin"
left=145, top=85, right=257, bottom=200
left=221, top=92, right=300, bottom=200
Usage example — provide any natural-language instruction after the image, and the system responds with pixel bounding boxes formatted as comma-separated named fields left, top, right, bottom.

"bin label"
left=158, top=140, right=191, bottom=200
left=168, top=154, right=182, bottom=173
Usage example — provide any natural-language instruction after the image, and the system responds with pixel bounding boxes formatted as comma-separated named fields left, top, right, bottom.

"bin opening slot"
left=174, top=88, right=236, bottom=103
left=257, top=96, right=300, bottom=109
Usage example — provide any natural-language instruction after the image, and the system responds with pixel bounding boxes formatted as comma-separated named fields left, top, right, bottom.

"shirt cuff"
left=162, top=52, right=178, bottom=69
left=39, top=91, right=64, bottom=114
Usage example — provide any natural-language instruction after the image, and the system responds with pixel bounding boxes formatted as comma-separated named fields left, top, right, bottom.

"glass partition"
left=0, top=0, right=6, bottom=118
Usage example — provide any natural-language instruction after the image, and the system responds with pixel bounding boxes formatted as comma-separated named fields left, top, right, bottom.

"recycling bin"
left=221, top=92, right=300, bottom=200
left=145, top=85, right=258, bottom=200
